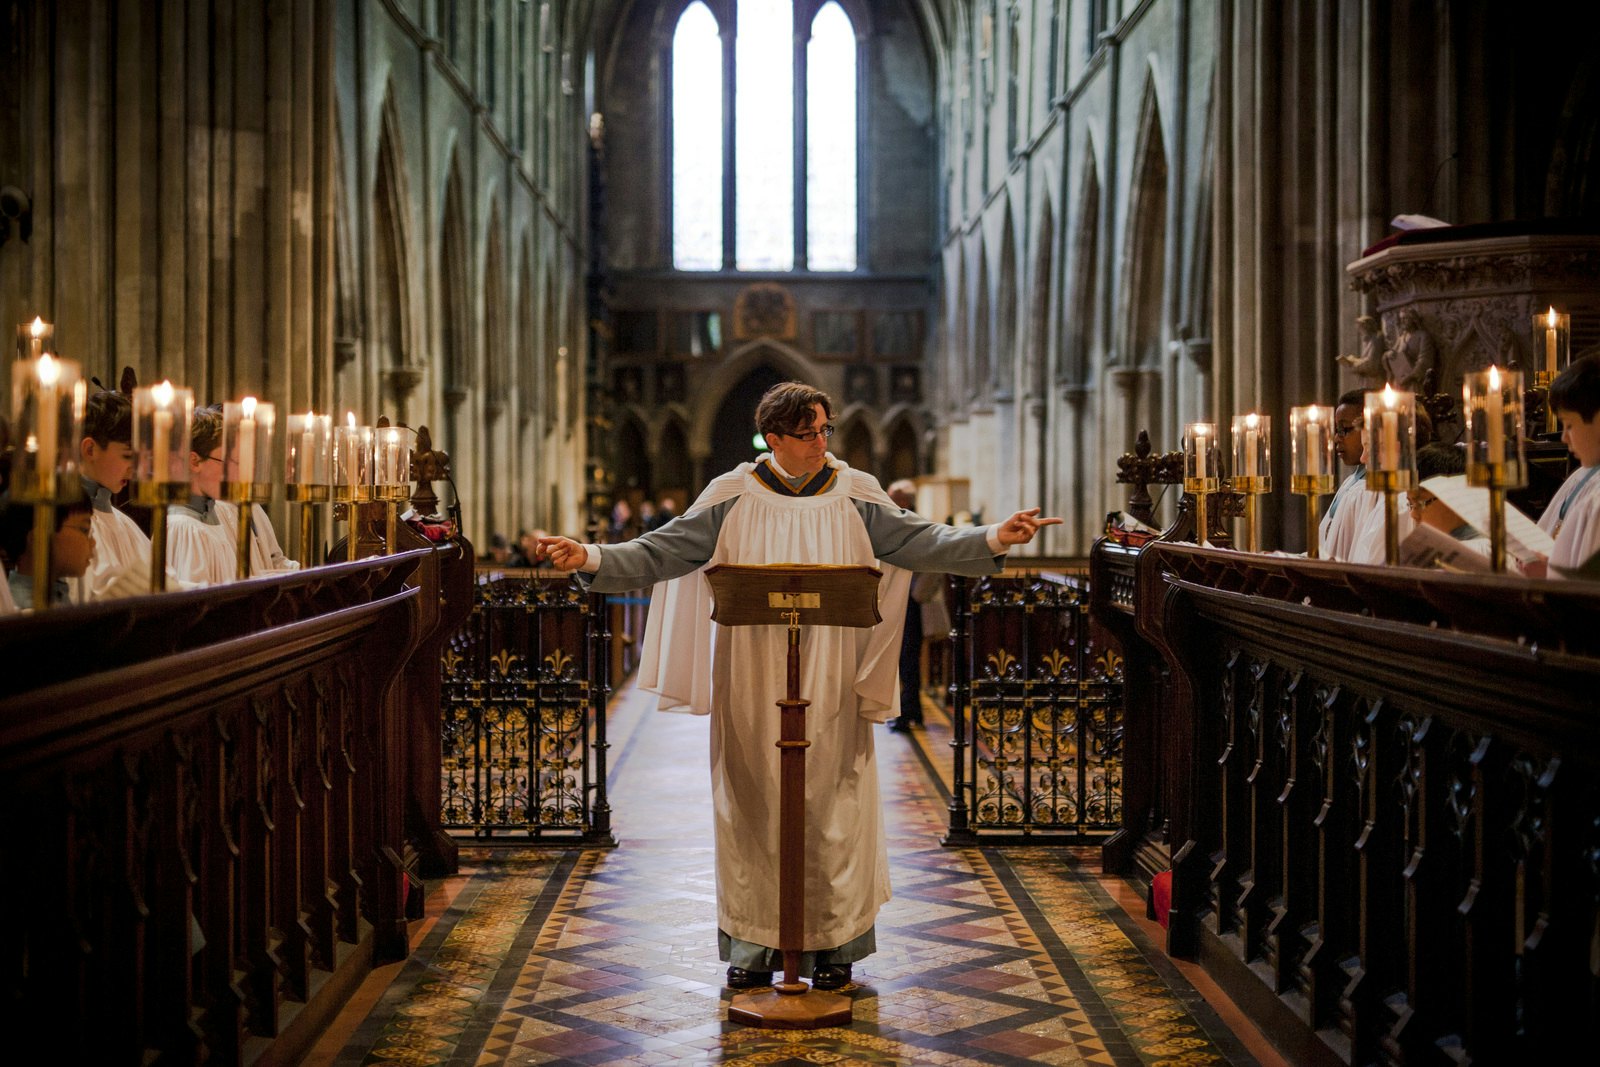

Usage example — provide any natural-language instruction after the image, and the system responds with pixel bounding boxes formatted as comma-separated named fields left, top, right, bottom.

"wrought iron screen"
left=440, top=572, right=615, bottom=843
left=945, top=571, right=1124, bottom=844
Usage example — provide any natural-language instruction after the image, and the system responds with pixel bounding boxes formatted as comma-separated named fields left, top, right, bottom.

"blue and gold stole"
left=753, top=457, right=837, bottom=497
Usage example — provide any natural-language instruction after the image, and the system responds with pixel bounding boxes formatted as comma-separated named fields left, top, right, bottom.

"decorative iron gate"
left=439, top=573, right=616, bottom=843
left=944, top=571, right=1124, bottom=844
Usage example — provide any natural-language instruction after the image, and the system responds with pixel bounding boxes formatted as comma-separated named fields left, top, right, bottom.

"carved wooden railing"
left=0, top=546, right=464, bottom=1065
left=1116, top=543, right=1600, bottom=1066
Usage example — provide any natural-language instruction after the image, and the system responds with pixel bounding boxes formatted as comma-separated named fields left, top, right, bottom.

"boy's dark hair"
left=1549, top=355, right=1600, bottom=423
left=0, top=494, right=92, bottom=566
left=190, top=405, right=224, bottom=460
left=1416, top=441, right=1465, bottom=480
left=84, top=388, right=133, bottom=446
left=1336, top=388, right=1367, bottom=409
left=755, top=382, right=834, bottom=438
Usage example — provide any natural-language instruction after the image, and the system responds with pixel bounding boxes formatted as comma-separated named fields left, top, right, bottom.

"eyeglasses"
left=783, top=424, right=835, bottom=443
left=1407, top=493, right=1436, bottom=513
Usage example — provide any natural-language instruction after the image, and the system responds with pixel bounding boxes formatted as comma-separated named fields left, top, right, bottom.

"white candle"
left=152, top=380, right=175, bottom=482
left=1545, top=307, right=1558, bottom=375
left=1195, top=431, right=1208, bottom=480
left=1485, top=366, right=1506, bottom=466
left=1305, top=419, right=1323, bottom=478
left=1243, top=414, right=1260, bottom=479
left=238, top=396, right=258, bottom=484
left=297, top=413, right=315, bottom=484
left=344, top=412, right=359, bottom=492
left=35, top=354, right=60, bottom=480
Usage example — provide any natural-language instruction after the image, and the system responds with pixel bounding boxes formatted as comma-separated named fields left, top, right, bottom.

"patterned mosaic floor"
left=314, top=686, right=1270, bottom=1066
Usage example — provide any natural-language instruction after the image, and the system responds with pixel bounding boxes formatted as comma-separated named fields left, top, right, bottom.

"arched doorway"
left=711, top=364, right=787, bottom=476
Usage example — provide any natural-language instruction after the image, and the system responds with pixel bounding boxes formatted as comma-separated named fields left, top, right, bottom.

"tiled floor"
left=306, top=684, right=1288, bottom=1066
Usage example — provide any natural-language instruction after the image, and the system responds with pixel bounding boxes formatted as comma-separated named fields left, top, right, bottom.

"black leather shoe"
left=887, top=719, right=910, bottom=733
left=726, top=966, right=773, bottom=989
left=812, top=963, right=852, bottom=990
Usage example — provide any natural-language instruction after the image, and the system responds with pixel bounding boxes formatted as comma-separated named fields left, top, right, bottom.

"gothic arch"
left=372, top=86, right=416, bottom=378
left=517, top=235, right=534, bottom=417
left=883, top=409, right=921, bottom=481
left=483, top=198, right=509, bottom=410
left=656, top=417, right=693, bottom=497
left=439, top=152, right=472, bottom=400
left=836, top=411, right=876, bottom=473
left=1063, top=139, right=1099, bottom=388
left=332, top=103, right=361, bottom=381
left=972, top=242, right=990, bottom=403
left=948, top=252, right=969, bottom=412
left=690, top=337, right=824, bottom=456
left=1025, top=198, right=1053, bottom=400
left=614, top=412, right=651, bottom=495
left=995, top=203, right=1018, bottom=399
left=1119, top=74, right=1169, bottom=374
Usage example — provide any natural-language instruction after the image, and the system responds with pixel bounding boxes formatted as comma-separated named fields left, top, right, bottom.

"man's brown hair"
left=755, top=381, right=834, bottom=438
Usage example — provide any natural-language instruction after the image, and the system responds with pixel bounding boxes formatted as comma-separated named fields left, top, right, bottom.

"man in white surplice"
left=538, top=383, right=1060, bottom=992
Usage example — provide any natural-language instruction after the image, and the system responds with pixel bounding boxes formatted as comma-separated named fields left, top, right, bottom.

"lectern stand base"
left=728, top=985, right=853, bottom=1029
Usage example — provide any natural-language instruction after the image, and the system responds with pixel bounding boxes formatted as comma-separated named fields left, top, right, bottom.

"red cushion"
left=1151, top=869, right=1172, bottom=929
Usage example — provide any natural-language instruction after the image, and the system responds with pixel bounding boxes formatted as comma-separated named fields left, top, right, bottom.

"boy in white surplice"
left=538, top=382, right=1060, bottom=992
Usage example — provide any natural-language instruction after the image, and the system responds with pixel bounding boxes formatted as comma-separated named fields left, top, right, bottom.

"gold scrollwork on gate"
left=490, top=649, right=520, bottom=677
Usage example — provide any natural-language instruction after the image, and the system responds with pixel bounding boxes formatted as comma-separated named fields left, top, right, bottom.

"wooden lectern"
left=703, top=563, right=883, bottom=1030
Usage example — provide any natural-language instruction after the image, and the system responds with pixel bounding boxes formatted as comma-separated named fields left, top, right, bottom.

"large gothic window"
left=671, top=0, right=860, bottom=273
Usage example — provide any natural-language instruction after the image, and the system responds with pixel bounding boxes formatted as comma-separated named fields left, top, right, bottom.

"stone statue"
left=1336, top=314, right=1389, bottom=383
left=1385, top=307, right=1438, bottom=392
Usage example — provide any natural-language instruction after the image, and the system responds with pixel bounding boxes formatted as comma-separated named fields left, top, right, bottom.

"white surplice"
left=594, top=457, right=1002, bottom=955
left=214, top=501, right=300, bottom=577
left=169, top=501, right=237, bottom=586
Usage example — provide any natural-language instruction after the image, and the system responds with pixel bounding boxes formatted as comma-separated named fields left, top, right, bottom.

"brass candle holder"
left=1183, top=422, right=1220, bottom=547
left=373, top=421, right=415, bottom=555
left=132, top=381, right=194, bottom=592
left=222, top=397, right=275, bottom=579
left=1464, top=366, right=1527, bottom=573
left=10, top=347, right=86, bottom=610
left=1290, top=405, right=1336, bottom=558
left=1364, top=385, right=1417, bottom=565
left=286, top=411, right=332, bottom=565
left=332, top=413, right=375, bottom=561
left=1230, top=412, right=1271, bottom=553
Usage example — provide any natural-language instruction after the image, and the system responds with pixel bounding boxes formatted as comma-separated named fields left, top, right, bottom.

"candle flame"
left=242, top=395, right=258, bottom=418
left=1548, top=306, right=1558, bottom=328
left=386, top=428, right=401, bottom=444
left=153, top=380, right=175, bottom=407
left=1306, top=405, right=1322, bottom=423
left=1381, top=384, right=1397, bottom=409
left=37, top=352, right=60, bottom=387
left=347, top=411, right=357, bottom=429
left=24, top=434, right=38, bottom=453
left=1487, top=365, right=1501, bottom=390
left=1244, top=412, right=1260, bottom=431
left=30, top=317, right=46, bottom=338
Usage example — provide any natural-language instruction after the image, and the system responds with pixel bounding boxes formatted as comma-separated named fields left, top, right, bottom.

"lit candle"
left=35, top=354, right=60, bottom=480
left=26, top=317, right=48, bottom=360
left=1195, top=428, right=1208, bottom=480
left=1379, top=386, right=1400, bottom=471
left=152, top=380, right=175, bottom=482
left=298, top=411, right=316, bottom=484
left=1304, top=408, right=1323, bottom=478
left=238, top=396, right=258, bottom=484
left=1243, top=413, right=1260, bottom=479
left=1485, top=365, right=1506, bottom=466
left=1545, top=307, right=1558, bottom=375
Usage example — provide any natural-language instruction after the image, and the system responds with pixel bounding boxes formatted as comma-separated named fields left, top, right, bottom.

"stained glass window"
left=672, top=3, right=723, bottom=270
left=735, top=0, right=794, bottom=270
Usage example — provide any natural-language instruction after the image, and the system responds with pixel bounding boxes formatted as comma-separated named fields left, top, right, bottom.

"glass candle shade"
left=222, top=397, right=275, bottom=503
left=1230, top=412, right=1271, bottom=494
left=1463, top=366, right=1528, bottom=490
left=10, top=353, right=86, bottom=503
left=1183, top=422, right=1220, bottom=493
left=333, top=414, right=374, bottom=503
left=1363, top=385, right=1416, bottom=492
left=374, top=425, right=415, bottom=502
left=131, top=381, right=194, bottom=506
left=1534, top=307, right=1569, bottom=381
left=1290, top=405, right=1335, bottom=495
left=286, top=411, right=332, bottom=502
left=15, top=317, right=53, bottom=363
